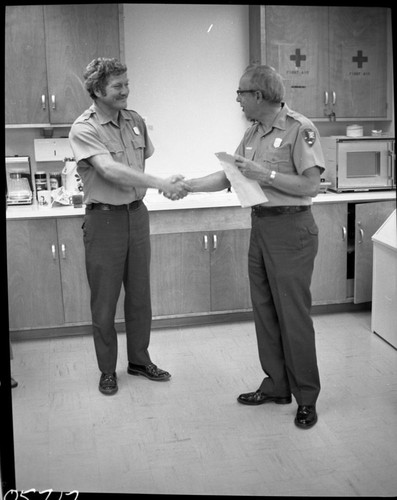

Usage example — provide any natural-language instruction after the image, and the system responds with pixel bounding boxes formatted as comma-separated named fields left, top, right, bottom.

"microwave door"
left=337, top=141, right=392, bottom=190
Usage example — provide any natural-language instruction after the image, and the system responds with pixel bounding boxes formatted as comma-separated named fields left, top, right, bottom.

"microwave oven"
left=320, top=136, right=395, bottom=192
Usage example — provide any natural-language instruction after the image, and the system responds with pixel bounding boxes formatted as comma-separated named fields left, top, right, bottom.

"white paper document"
left=215, top=152, right=268, bottom=208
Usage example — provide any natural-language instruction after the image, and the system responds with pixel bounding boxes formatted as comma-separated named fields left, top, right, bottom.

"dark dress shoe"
left=295, top=405, right=317, bottom=428
left=128, top=363, right=171, bottom=381
left=237, top=389, right=292, bottom=405
left=99, top=372, right=118, bottom=395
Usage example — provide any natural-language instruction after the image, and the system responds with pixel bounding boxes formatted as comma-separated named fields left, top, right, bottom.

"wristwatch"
left=268, top=170, right=277, bottom=184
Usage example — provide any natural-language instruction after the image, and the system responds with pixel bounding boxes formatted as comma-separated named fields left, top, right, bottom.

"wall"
left=5, top=4, right=394, bottom=179
left=122, top=3, right=250, bottom=180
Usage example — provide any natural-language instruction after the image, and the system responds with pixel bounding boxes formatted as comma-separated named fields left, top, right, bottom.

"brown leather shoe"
left=127, top=363, right=171, bottom=381
left=295, top=405, right=317, bottom=428
left=237, top=389, right=292, bottom=405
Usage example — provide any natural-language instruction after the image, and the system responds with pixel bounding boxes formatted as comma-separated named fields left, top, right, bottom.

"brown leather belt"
left=252, top=205, right=311, bottom=217
left=86, top=200, right=143, bottom=211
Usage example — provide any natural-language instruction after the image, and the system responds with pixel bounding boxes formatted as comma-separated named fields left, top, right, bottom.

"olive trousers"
left=82, top=203, right=152, bottom=374
left=248, top=209, right=321, bottom=406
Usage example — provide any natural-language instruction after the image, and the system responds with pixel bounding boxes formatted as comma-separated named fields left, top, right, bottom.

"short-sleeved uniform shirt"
left=69, top=103, right=154, bottom=205
left=235, top=103, right=325, bottom=206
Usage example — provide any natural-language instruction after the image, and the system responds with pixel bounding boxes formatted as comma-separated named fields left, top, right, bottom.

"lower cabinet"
left=6, top=199, right=395, bottom=334
left=6, top=219, right=64, bottom=329
left=311, top=203, right=348, bottom=304
left=150, top=229, right=251, bottom=316
left=354, top=200, right=396, bottom=303
left=6, top=216, right=251, bottom=331
left=311, top=199, right=395, bottom=305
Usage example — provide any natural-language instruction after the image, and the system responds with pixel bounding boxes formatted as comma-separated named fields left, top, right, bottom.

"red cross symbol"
left=290, top=49, right=306, bottom=68
left=352, top=50, right=368, bottom=68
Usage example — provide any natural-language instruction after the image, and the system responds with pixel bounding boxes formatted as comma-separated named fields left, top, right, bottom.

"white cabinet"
left=371, top=210, right=397, bottom=348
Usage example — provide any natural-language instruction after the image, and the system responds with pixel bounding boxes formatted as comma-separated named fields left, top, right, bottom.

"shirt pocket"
left=105, top=141, right=126, bottom=163
left=262, top=145, right=292, bottom=173
left=130, top=135, right=146, bottom=168
left=243, top=147, right=255, bottom=161
left=131, top=134, right=145, bottom=150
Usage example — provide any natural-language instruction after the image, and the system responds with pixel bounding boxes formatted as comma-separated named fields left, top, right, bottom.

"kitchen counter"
left=5, top=189, right=396, bottom=219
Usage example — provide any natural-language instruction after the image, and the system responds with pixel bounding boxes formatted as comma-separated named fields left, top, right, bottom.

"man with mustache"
left=69, top=58, right=189, bottom=395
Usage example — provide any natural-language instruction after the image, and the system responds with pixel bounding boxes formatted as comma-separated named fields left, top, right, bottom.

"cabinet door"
left=329, top=7, right=388, bottom=119
left=56, top=217, right=91, bottom=323
left=264, top=5, right=329, bottom=118
left=150, top=233, right=210, bottom=316
left=354, top=200, right=395, bottom=303
left=6, top=219, right=64, bottom=329
left=311, top=203, right=348, bottom=304
left=5, top=6, right=49, bottom=124
left=44, top=4, right=120, bottom=124
left=56, top=217, right=125, bottom=323
left=210, top=229, right=251, bottom=312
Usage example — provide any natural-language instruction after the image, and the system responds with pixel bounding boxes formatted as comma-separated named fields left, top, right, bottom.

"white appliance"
left=5, top=156, right=33, bottom=205
left=321, top=136, right=395, bottom=192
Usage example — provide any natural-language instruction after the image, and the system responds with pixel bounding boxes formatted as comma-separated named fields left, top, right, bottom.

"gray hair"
left=243, top=64, right=285, bottom=103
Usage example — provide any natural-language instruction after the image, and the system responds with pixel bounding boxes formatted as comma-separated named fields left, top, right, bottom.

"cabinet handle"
left=358, top=228, right=364, bottom=244
left=213, top=234, right=217, bottom=250
left=203, top=234, right=208, bottom=250
left=51, top=95, right=56, bottom=110
left=61, top=244, right=66, bottom=259
left=324, top=91, right=329, bottom=105
left=51, top=244, right=56, bottom=260
left=41, top=95, right=46, bottom=110
left=388, top=149, right=396, bottom=182
left=342, top=226, right=347, bottom=241
left=332, top=91, right=336, bottom=105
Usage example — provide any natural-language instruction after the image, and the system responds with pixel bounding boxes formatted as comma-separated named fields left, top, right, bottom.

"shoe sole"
left=237, top=396, right=292, bottom=406
left=294, top=415, right=318, bottom=429
left=127, top=368, right=171, bottom=381
left=99, top=387, right=118, bottom=395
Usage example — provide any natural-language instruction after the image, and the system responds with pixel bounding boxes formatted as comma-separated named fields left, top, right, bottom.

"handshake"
left=158, top=175, right=193, bottom=201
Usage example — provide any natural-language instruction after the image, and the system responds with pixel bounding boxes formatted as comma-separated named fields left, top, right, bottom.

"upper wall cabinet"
left=5, top=4, right=120, bottom=125
left=250, top=5, right=389, bottom=120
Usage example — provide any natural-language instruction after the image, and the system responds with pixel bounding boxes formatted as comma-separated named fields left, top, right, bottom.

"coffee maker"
left=6, top=156, right=33, bottom=205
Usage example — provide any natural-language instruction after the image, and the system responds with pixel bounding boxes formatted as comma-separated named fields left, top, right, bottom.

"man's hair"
left=243, top=64, right=285, bottom=103
left=83, top=57, right=127, bottom=99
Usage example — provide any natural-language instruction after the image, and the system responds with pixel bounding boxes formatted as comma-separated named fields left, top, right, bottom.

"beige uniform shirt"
left=235, top=103, right=325, bottom=206
left=69, top=103, right=154, bottom=205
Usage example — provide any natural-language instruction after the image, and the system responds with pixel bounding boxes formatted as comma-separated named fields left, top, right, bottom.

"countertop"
left=5, top=189, right=396, bottom=220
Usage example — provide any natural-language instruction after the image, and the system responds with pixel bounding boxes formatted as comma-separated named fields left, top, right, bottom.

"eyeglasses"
left=236, top=89, right=259, bottom=96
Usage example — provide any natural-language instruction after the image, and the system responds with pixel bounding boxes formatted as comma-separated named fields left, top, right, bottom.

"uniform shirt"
left=69, top=103, right=154, bottom=205
left=235, top=103, right=325, bottom=206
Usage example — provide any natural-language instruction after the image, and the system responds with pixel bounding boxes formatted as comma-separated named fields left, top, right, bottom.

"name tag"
left=273, top=138, right=282, bottom=148
left=133, top=126, right=140, bottom=135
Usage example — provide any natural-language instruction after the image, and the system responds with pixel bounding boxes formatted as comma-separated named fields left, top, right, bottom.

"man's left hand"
left=234, top=154, right=268, bottom=182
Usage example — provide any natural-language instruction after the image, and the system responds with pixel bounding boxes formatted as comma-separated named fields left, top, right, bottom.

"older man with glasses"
left=181, top=64, right=325, bottom=429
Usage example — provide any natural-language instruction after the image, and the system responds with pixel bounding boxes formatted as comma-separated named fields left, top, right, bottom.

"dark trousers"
left=83, top=203, right=152, bottom=374
left=248, top=209, right=321, bottom=406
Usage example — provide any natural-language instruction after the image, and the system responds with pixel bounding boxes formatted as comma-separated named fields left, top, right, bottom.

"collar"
left=257, top=102, right=289, bottom=135
left=90, top=103, right=132, bottom=126
left=272, top=102, right=289, bottom=131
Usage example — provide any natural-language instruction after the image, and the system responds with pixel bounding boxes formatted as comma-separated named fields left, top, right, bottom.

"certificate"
left=215, top=152, right=268, bottom=208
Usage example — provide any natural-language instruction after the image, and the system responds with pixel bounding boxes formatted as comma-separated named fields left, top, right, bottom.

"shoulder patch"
left=303, top=128, right=316, bottom=147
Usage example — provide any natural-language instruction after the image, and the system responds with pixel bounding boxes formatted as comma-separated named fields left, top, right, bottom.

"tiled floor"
left=10, top=311, right=397, bottom=496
